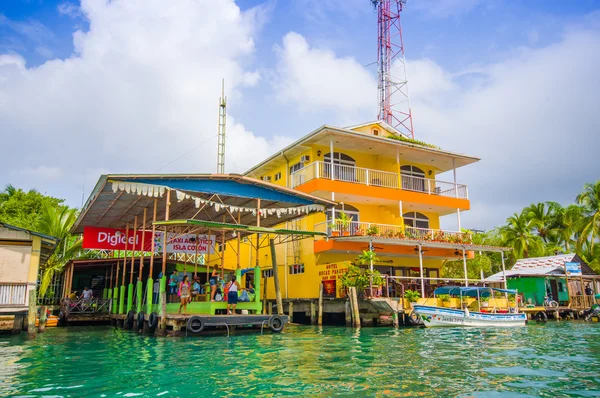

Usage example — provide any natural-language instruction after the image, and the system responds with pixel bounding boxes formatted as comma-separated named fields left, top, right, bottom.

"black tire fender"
left=535, top=311, right=548, bottom=322
left=148, top=312, right=158, bottom=329
left=136, top=312, right=145, bottom=328
left=187, top=316, right=204, bottom=333
left=125, top=310, right=135, bottom=329
left=409, top=310, right=422, bottom=325
left=268, top=315, right=285, bottom=333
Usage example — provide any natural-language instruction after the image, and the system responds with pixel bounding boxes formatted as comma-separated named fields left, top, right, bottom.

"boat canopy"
left=433, top=286, right=517, bottom=297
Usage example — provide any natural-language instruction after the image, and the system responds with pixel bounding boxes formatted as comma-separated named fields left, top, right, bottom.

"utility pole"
left=216, top=79, right=227, bottom=174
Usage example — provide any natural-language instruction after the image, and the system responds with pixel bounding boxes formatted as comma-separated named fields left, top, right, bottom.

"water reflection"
left=0, top=323, right=599, bottom=396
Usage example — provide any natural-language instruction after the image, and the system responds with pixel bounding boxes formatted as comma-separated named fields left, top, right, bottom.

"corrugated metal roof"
left=511, top=254, right=578, bottom=270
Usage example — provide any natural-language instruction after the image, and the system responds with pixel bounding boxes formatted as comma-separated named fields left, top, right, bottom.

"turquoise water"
left=1, top=323, right=600, bottom=397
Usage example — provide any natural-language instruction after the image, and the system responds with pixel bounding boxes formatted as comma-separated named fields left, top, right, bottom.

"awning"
left=71, top=174, right=336, bottom=234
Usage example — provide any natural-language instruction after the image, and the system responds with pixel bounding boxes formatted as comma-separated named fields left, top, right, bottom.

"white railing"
left=291, top=161, right=468, bottom=199
left=0, top=284, right=27, bottom=306
left=315, top=221, right=471, bottom=243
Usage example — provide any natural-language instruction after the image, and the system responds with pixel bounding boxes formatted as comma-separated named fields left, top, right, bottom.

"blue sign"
left=565, top=262, right=582, bottom=276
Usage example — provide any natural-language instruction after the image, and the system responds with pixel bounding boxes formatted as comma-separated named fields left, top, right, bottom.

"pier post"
left=310, top=301, right=316, bottom=325
left=268, top=301, right=273, bottom=315
left=136, top=280, right=143, bottom=313
left=158, top=190, right=170, bottom=335
left=146, top=279, right=153, bottom=315
left=351, top=287, right=361, bottom=328
left=113, top=285, right=119, bottom=314
left=119, top=285, right=126, bottom=314
left=345, top=301, right=352, bottom=327
left=392, top=311, right=399, bottom=328
left=269, top=239, right=284, bottom=315
left=38, top=305, right=47, bottom=333
left=27, top=288, right=37, bottom=337
left=288, top=302, right=294, bottom=323
left=318, top=283, right=323, bottom=326
left=127, top=284, right=134, bottom=312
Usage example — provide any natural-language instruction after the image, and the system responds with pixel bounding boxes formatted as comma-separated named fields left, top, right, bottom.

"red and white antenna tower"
left=374, top=0, right=414, bottom=138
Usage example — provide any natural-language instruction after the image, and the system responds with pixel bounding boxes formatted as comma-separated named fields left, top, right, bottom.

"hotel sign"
left=565, top=261, right=582, bottom=276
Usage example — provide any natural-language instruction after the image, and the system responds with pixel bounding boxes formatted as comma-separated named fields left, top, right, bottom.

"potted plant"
left=329, top=222, right=340, bottom=237
left=354, top=227, right=365, bottom=236
left=366, top=225, right=380, bottom=236
left=404, top=289, right=421, bottom=308
left=434, top=230, right=445, bottom=241
left=336, top=212, right=352, bottom=236
left=438, top=294, right=450, bottom=307
left=481, top=296, right=490, bottom=308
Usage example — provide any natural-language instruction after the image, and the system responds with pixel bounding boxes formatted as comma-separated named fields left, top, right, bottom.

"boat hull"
left=413, top=305, right=527, bottom=328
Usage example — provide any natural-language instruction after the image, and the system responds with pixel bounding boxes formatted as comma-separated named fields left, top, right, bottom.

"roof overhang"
left=245, top=125, right=480, bottom=177
left=71, top=174, right=336, bottom=234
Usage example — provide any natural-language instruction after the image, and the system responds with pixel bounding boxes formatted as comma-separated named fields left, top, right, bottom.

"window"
left=373, top=129, right=379, bottom=136
left=263, top=269, right=274, bottom=278
left=558, top=281, right=566, bottom=293
left=403, top=212, right=430, bottom=229
left=264, top=176, right=272, bottom=182
left=401, top=165, right=426, bottom=192
left=289, top=263, right=305, bottom=275
left=289, top=162, right=304, bottom=175
left=274, top=172, right=282, bottom=181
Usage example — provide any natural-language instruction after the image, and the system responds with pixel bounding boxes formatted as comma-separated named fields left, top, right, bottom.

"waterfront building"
left=486, top=253, right=600, bottom=309
left=0, top=223, right=58, bottom=331
left=211, top=121, right=504, bottom=301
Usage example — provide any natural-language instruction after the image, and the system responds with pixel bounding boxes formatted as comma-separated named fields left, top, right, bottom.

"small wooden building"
left=486, top=254, right=600, bottom=309
left=0, top=223, right=59, bottom=331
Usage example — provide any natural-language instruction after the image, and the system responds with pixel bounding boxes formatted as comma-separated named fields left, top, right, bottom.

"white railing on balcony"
left=315, top=221, right=470, bottom=244
left=0, top=283, right=27, bottom=306
left=291, top=161, right=468, bottom=199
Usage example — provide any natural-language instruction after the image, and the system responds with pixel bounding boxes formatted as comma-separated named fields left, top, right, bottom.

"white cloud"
left=57, top=2, right=83, bottom=19
left=272, top=32, right=376, bottom=121
left=409, top=25, right=600, bottom=230
left=0, top=0, right=287, bottom=206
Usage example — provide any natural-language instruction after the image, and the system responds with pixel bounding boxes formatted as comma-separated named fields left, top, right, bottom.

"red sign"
left=82, top=226, right=154, bottom=251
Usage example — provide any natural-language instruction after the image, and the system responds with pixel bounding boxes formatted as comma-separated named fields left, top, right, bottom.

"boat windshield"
left=433, top=286, right=517, bottom=298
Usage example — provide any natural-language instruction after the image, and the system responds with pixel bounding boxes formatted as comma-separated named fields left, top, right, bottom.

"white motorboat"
left=413, top=286, right=527, bottom=328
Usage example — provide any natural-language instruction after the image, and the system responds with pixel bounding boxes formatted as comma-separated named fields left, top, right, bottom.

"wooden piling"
left=288, top=301, right=294, bottom=323
left=269, top=239, right=284, bottom=316
left=350, top=287, right=360, bottom=328
left=38, top=305, right=47, bottom=333
left=345, top=300, right=352, bottom=327
left=310, top=301, right=316, bottom=325
left=27, top=289, right=37, bottom=337
left=318, top=282, right=323, bottom=326
left=268, top=301, right=273, bottom=315
left=158, top=189, right=171, bottom=335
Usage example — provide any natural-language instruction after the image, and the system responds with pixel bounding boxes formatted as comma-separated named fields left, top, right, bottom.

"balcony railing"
left=291, top=161, right=468, bottom=199
left=315, top=221, right=471, bottom=244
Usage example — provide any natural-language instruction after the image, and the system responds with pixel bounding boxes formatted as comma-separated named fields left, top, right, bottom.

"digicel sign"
left=82, top=226, right=154, bottom=251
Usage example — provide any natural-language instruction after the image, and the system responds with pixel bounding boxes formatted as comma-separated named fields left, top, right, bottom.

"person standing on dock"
left=168, top=270, right=179, bottom=303
left=178, top=275, right=191, bottom=314
left=210, top=268, right=218, bottom=301
left=226, top=276, right=241, bottom=315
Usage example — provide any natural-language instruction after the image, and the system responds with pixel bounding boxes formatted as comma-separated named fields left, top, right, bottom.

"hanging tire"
left=137, top=312, right=145, bottom=328
left=187, top=316, right=204, bottom=333
left=148, top=312, right=158, bottom=329
left=408, top=310, right=422, bottom=325
left=125, top=310, right=135, bottom=329
left=535, top=311, right=548, bottom=323
left=268, top=315, right=285, bottom=333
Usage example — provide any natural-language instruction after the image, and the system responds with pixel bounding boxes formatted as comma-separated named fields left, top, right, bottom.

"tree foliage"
left=0, top=185, right=65, bottom=230
left=443, top=180, right=600, bottom=277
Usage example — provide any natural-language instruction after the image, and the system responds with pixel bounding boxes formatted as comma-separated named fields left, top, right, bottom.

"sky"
left=1, top=0, right=599, bottom=232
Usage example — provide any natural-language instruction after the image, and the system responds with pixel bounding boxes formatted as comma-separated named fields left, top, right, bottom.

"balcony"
left=315, top=221, right=471, bottom=244
left=291, top=161, right=468, bottom=199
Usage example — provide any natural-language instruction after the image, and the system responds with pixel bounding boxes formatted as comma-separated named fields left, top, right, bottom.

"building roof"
left=0, top=222, right=60, bottom=267
left=244, top=122, right=480, bottom=177
left=71, top=174, right=336, bottom=234
left=485, top=253, right=598, bottom=282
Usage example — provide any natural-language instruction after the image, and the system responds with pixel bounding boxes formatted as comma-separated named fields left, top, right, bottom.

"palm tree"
left=575, top=181, right=600, bottom=257
left=526, top=202, right=561, bottom=243
left=553, top=204, right=584, bottom=252
left=500, top=211, right=543, bottom=259
left=36, top=204, right=83, bottom=298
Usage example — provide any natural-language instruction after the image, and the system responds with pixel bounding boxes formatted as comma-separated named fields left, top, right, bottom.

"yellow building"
left=0, top=223, right=59, bottom=331
left=209, top=121, right=481, bottom=300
